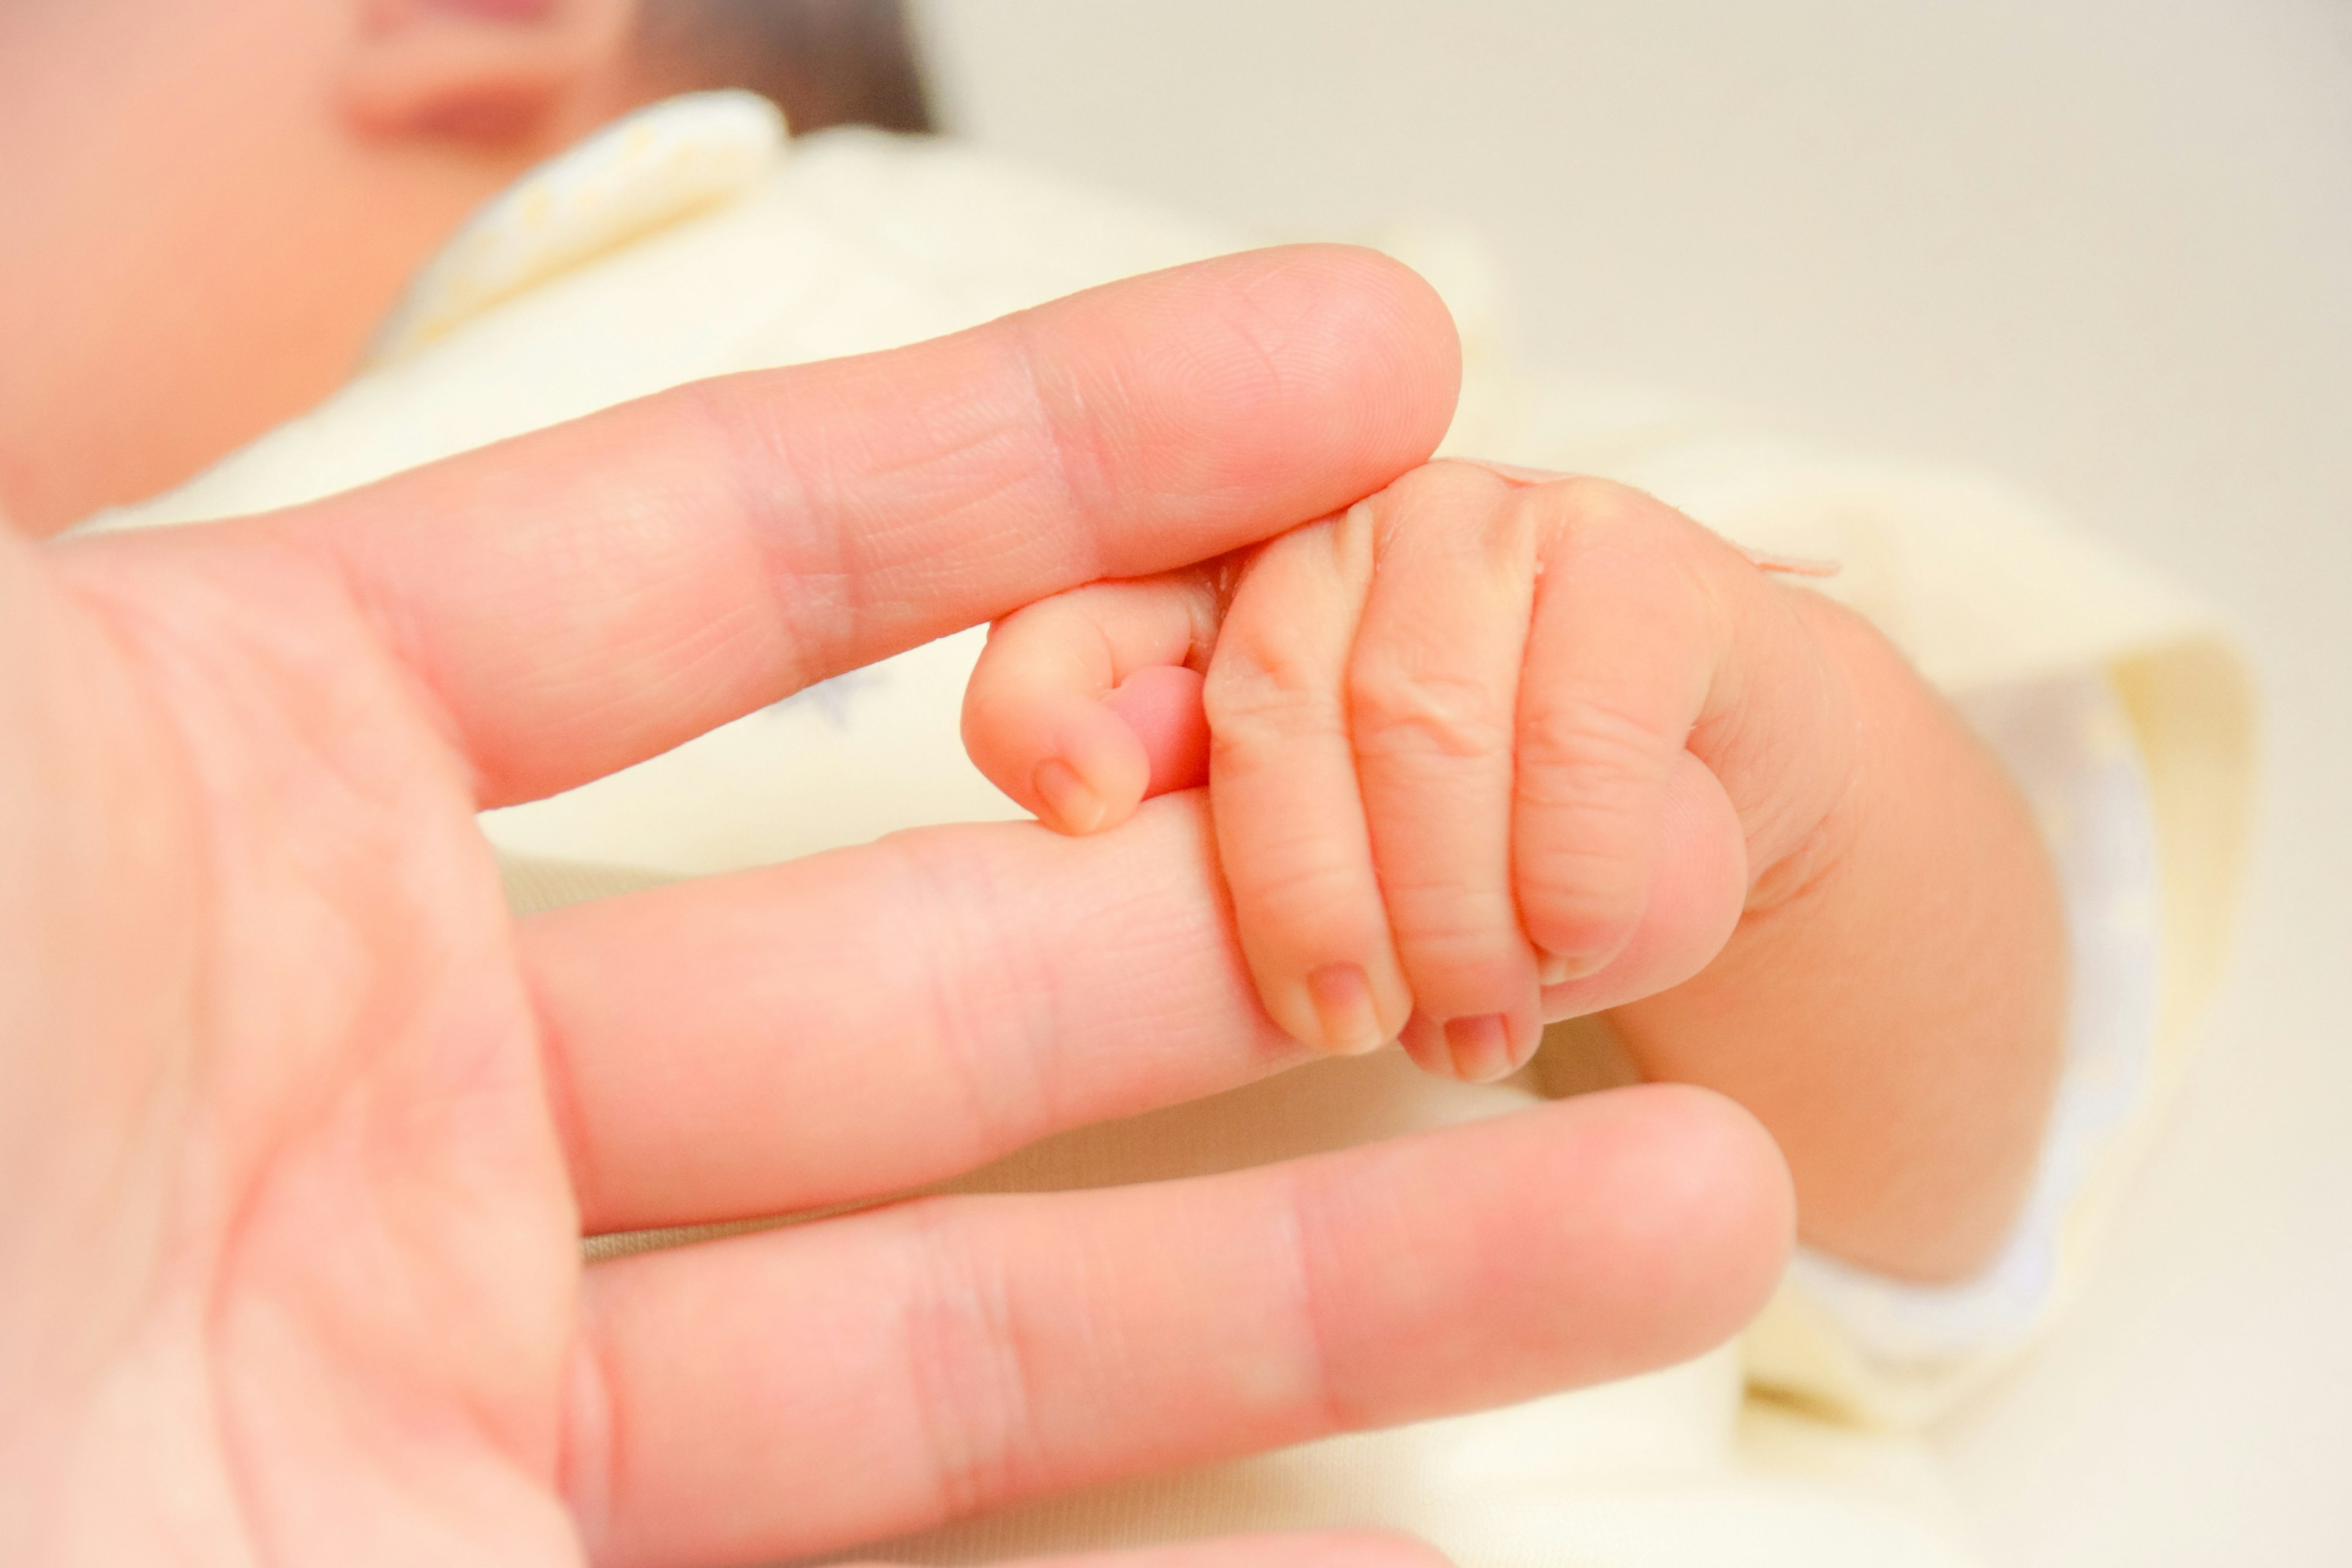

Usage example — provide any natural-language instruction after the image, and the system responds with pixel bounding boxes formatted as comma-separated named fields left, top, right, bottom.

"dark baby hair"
left=634, top=0, right=934, bottom=134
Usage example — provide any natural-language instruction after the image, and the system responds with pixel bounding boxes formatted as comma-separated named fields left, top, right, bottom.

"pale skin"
left=0, top=0, right=663, bottom=536
left=964, top=460, right=2068, bottom=1283
left=2, top=251, right=1801, bottom=1566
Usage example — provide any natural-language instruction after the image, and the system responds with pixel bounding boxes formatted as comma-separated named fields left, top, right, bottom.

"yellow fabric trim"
left=366, top=91, right=785, bottom=365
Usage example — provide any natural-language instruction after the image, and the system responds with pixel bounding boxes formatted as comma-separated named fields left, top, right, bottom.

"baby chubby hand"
left=962, top=461, right=1860, bottom=1084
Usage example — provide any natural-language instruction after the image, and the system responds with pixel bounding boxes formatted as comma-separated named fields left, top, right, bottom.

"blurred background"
left=908, top=1, right=2351, bottom=1561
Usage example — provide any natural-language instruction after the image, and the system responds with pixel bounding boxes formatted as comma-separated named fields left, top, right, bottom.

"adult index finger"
left=275, top=246, right=1458, bottom=806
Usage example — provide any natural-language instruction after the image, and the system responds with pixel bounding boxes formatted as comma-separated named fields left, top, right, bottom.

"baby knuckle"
left=1348, top=661, right=1511, bottom=763
left=1532, top=473, right=1652, bottom=532
left=1365, top=462, right=1517, bottom=554
left=1520, top=692, right=1674, bottom=793
left=1531, top=475, right=1705, bottom=571
left=1205, top=635, right=1340, bottom=739
left=1204, top=678, right=1343, bottom=766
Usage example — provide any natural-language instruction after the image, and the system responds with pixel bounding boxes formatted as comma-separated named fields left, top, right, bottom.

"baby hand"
left=962, top=461, right=1856, bottom=1082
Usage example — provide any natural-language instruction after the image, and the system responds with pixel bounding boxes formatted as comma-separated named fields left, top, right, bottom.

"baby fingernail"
left=1443, top=1014, right=1514, bottom=1083
left=1537, top=949, right=1602, bottom=986
left=1033, top=757, right=1105, bottom=834
left=1305, top=963, right=1385, bottom=1055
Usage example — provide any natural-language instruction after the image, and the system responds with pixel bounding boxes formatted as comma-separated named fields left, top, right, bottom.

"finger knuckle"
left=1520, top=689, right=1675, bottom=793
left=1348, top=658, right=1512, bottom=763
left=900, top=1204, right=1046, bottom=1519
left=1370, top=461, right=1529, bottom=565
left=1527, top=474, right=1704, bottom=576
left=1204, top=625, right=1341, bottom=743
left=1534, top=472, right=1651, bottom=526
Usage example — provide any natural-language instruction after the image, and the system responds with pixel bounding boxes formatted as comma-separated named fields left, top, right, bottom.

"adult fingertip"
left=1276, top=242, right=1464, bottom=420
left=1588, top=1083, right=1798, bottom=1355
left=1319, top=244, right=1463, bottom=477
left=1189, top=245, right=1463, bottom=500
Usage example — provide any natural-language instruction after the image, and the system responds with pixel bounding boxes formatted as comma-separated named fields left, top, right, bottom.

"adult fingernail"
left=1537, top=949, right=1604, bottom=986
left=1443, top=1013, right=1514, bottom=1083
left=1305, top=963, right=1385, bottom=1054
left=1033, top=757, right=1105, bottom=834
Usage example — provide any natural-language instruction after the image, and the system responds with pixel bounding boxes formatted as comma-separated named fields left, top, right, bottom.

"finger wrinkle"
left=1233, top=857, right=1392, bottom=944
left=1517, top=688, right=1681, bottom=789
left=681, top=375, right=858, bottom=698
left=1347, top=665, right=1515, bottom=764
left=900, top=1201, right=1044, bottom=1522
left=892, top=833, right=1060, bottom=1161
left=1003, top=307, right=1115, bottom=585
left=1199, top=284, right=1304, bottom=443
left=699, top=358, right=1053, bottom=694
left=1370, top=894, right=1526, bottom=970
left=1204, top=673, right=1350, bottom=750
left=254, top=517, right=491, bottom=802
left=1277, top=1159, right=1363, bottom=1435
left=1207, top=596, right=1349, bottom=706
left=1514, top=853, right=1651, bottom=937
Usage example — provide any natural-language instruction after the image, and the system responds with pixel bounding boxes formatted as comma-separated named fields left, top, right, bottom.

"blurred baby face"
left=6, top=0, right=367, bottom=531
left=0, top=0, right=637, bottom=535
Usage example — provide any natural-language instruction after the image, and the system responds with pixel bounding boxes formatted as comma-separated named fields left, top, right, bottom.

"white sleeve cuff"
left=1787, top=671, right=2163, bottom=1365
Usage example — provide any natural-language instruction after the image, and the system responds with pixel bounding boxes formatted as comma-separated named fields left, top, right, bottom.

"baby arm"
left=962, top=461, right=2065, bottom=1283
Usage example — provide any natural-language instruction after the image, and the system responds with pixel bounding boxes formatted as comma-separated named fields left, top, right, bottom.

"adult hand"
left=0, top=248, right=1790, bottom=1568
